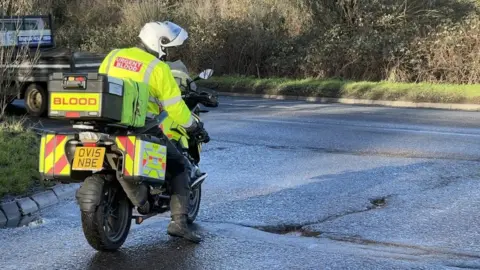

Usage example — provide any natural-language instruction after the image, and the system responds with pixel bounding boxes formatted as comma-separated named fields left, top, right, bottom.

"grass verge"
left=0, top=116, right=47, bottom=200
left=197, top=76, right=480, bottom=104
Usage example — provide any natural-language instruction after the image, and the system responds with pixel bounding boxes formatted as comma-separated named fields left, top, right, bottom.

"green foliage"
left=199, top=76, right=480, bottom=104
left=0, top=117, right=41, bottom=198
left=7, top=0, right=480, bottom=83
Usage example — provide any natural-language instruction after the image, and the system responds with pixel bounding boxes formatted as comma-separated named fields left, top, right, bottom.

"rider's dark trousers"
left=163, top=136, right=190, bottom=198
left=144, top=123, right=191, bottom=215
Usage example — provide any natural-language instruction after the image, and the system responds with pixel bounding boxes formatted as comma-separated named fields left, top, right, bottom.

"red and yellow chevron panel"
left=115, top=136, right=136, bottom=176
left=135, top=140, right=167, bottom=180
left=115, top=136, right=167, bottom=181
left=39, top=135, right=46, bottom=173
left=39, top=134, right=71, bottom=176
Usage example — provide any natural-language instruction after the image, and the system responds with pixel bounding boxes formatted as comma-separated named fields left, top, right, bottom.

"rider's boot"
left=167, top=194, right=202, bottom=243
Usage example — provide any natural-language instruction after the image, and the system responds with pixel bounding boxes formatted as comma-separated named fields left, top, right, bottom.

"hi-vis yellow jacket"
left=98, top=47, right=194, bottom=128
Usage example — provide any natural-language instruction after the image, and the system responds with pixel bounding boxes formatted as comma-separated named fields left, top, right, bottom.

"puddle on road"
left=0, top=214, right=44, bottom=229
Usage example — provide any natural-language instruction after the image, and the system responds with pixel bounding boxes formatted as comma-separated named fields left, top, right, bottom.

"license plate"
left=72, top=147, right=105, bottom=171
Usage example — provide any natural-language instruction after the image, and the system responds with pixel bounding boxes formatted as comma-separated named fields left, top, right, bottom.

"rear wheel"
left=80, top=176, right=132, bottom=251
left=187, top=185, right=201, bottom=224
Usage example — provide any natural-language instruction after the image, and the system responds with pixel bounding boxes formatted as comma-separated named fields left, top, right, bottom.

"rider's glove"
left=186, top=120, right=210, bottom=144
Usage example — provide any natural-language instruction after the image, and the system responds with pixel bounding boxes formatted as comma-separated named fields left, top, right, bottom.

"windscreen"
left=0, top=16, right=53, bottom=47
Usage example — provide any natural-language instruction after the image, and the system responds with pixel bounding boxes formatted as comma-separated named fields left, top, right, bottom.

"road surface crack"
left=255, top=196, right=388, bottom=236
left=322, top=235, right=480, bottom=260
left=202, top=146, right=229, bottom=152
left=443, top=263, right=480, bottom=269
left=204, top=196, right=391, bottom=237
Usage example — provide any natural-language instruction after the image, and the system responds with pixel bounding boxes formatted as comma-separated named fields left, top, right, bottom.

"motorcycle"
left=38, top=69, right=214, bottom=251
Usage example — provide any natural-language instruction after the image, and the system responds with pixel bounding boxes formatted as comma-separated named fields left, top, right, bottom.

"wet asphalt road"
left=1, top=97, right=480, bottom=270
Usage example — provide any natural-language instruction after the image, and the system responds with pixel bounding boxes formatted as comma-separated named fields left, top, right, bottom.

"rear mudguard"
left=76, top=174, right=148, bottom=212
left=75, top=176, right=105, bottom=212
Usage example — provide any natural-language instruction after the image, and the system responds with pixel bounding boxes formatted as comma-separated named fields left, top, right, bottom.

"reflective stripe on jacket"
left=98, top=47, right=194, bottom=127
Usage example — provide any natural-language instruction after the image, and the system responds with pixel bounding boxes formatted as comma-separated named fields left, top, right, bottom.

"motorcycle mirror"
left=198, top=69, right=214, bottom=80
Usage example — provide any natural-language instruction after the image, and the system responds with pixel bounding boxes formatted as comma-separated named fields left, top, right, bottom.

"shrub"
left=0, top=117, right=42, bottom=198
left=5, top=0, right=480, bottom=83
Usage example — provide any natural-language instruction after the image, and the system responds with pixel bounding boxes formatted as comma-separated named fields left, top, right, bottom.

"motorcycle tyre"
left=80, top=175, right=132, bottom=252
left=187, top=185, right=202, bottom=224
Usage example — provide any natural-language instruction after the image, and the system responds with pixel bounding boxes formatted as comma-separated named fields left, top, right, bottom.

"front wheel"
left=80, top=176, right=132, bottom=251
left=187, top=185, right=201, bottom=224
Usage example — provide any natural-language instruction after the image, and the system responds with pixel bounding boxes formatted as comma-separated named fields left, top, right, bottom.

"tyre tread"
left=187, top=185, right=202, bottom=224
left=80, top=175, right=132, bottom=251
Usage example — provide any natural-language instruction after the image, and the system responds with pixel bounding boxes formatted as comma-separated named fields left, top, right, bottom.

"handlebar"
left=182, top=82, right=219, bottom=108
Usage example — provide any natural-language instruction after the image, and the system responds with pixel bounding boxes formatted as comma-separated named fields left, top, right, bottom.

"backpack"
left=112, top=77, right=150, bottom=127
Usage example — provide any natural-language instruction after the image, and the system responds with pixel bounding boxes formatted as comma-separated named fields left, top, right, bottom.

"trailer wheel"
left=25, top=84, right=47, bottom=117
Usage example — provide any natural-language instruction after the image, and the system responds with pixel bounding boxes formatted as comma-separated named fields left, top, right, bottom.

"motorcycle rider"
left=98, top=21, right=210, bottom=243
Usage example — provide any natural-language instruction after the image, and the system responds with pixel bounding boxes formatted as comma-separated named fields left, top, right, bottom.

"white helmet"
left=138, top=21, right=188, bottom=59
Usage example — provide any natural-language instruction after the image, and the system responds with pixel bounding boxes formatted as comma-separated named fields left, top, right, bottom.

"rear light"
left=66, top=111, right=80, bottom=118
left=68, top=76, right=86, bottom=82
left=82, top=142, right=96, bottom=147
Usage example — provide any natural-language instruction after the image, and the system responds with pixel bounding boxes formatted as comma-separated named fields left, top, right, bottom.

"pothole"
left=369, top=196, right=388, bottom=208
left=254, top=224, right=322, bottom=238
left=251, top=197, right=390, bottom=238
